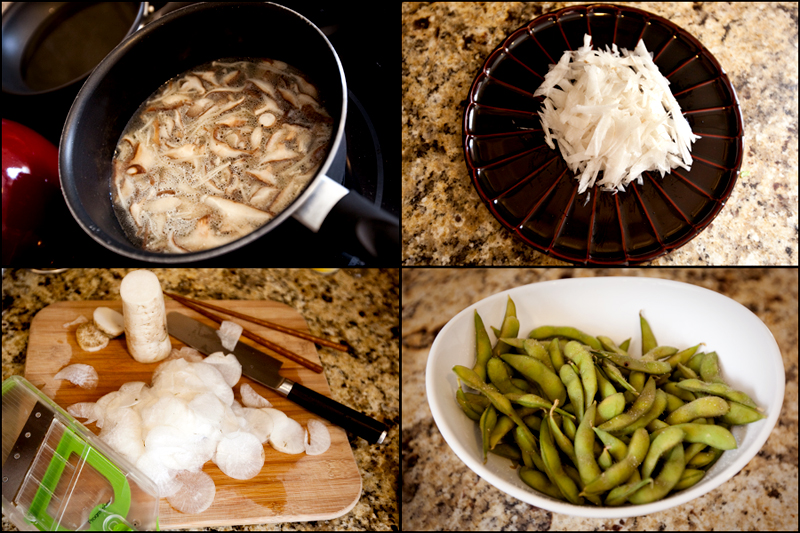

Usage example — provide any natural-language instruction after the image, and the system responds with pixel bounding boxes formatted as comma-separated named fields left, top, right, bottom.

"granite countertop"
left=1, top=268, right=399, bottom=531
left=402, top=268, right=797, bottom=529
left=402, top=2, right=799, bottom=265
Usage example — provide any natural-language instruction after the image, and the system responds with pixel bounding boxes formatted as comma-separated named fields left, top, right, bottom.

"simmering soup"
left=111, top=58, right=333, bottom=253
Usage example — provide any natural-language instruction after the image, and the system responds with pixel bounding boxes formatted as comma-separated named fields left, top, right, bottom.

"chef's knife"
left=167, top=312, right=388, bottom=444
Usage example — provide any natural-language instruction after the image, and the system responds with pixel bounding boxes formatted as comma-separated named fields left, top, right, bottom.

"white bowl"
left=426, top=277, right=784, bottom=517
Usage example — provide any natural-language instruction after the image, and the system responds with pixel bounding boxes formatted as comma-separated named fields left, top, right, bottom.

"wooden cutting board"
left=25, top=300, right=362, bottom=528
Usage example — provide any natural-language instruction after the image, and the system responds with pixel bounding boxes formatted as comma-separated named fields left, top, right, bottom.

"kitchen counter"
left=401, top=268, right=797, bottom=529
left=1, top=268, right=399, bottom=531
left=402, top=2, right=799, bottom=265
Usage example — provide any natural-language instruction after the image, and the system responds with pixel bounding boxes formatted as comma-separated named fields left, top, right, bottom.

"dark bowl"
left=463, top=4, right=744, bottom=265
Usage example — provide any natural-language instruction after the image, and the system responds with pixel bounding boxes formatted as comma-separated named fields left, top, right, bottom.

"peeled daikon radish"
left=121, top=270, right=172, bottom=363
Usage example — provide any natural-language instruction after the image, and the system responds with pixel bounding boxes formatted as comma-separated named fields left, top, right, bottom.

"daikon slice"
left=240, top=383, right=273, bottom=408
left=304, top=418, right=331, bottom=456
left=167, top=470, right=216, bottom=514
left=214, top=431, right=264, bottom=479
left=216, top=320, right=243, bottom=351
left=54, top=363, right=98, bottom=389
left=534, top=34, right=700, bottom=193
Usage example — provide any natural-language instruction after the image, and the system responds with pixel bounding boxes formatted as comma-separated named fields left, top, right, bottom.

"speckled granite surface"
left=402, top=268, right=797, bottom=529
left=2, top=268, right=399, bottom=531
left=402, top=2, right=799, bottom=265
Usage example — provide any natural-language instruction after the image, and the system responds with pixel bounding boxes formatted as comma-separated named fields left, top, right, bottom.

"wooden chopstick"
left=165, top=294, right=324, bottom=373
left=164, top=292, right=349, bottom=352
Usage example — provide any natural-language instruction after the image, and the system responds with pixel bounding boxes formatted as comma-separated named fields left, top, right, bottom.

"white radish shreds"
left=216, top=320, right=243, bottom=351
left=534, top=34, right=700, bottom=193
left=54, top=363, right=99, bottom=389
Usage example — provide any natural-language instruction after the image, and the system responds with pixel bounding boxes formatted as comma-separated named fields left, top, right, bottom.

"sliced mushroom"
left=203, top=195, right=273, bottom=230
left=146, top=93, right=191, bottom=111
left=258, top=113, right=276, bottom=128
left=218, top=115, right=246, bottom=127
left=115, top=175, right=136, bottom=206
left=248, top=78, right=277, bottom=98
left=179, top=75, right=206, bottom=94
left=173, top=216, right=232, bottom=251
left=249, top=186, right=279, bottom=209
left=186, top=97, right=214, bottom=118
left=194, top=71, right=219, bottom=86
left=278, top=87, right=299, bottom=108
left=144, top=196, right=181, bottom=214
left=295, top=76, right=318, bottom=99
left=250, top=126, right=263, bottom=148
left=254, top=97, right=282, bottom=115
left=129, top=143, right=156, bottom=171
left=246, top=167, right=278, bottom=186
left=163, top=144, right=199, bottom=159
left=221, top=70, right=240, bottom=84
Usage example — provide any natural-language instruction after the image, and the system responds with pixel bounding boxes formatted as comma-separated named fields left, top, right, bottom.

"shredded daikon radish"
left=535, top=34, right=700, bottom=193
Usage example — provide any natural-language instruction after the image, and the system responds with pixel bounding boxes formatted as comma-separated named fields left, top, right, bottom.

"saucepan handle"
left=292, top=176, right=399, bottom=262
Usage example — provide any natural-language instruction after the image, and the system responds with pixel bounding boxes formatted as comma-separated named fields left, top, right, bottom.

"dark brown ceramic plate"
left=463, top=4, right=744, bottom=265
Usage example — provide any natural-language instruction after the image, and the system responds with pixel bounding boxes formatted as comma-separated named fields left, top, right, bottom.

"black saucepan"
left=59, top=2, right=398, bottom=263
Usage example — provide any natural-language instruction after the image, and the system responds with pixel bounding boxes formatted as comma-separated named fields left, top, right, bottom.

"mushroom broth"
left=111, top=58, right=333, bottom=253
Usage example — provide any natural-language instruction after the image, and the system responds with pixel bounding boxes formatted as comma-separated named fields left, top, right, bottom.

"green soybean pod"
left=665, top=396, right=730, bottom=425
left=456, top=387, right=483, bottom=421
left=501, top=353, right=567, bottom=406
left=592, top=350, right=672, bottom=374
left=520, top=466, right=565, bottom=501
left=581, top=428, right=650, bottom=495
left=593, top=426, right=627, bottom=461
left=699, top=351, right=725, bottom=384
left=675, top=379, right=758, bottom=409
left=548, top=338, right=566, bottom=371
left=563, top=341, right=598, bottom=411
left=617, top=389, right=668, bottom=436
left=720, top=401, right=767, bottom=425
left=480, top=404, right=497, bottom=463
left=574, top=402, right=602, bottom=488
left=674, top=468, right=705, bottom=491
left=605, top=474, right=654, bottom=506
left=539, top=416, right=583, bottom=505
left=487, top=357, right=527, bottom=395
left=641, top=426, right=685, bottom=479
left=472, top=310, right=493, bottom=382
left=618, top=338, right=631, bottom=353
left=651, top=423, right=738, bottom=450
left=627, top=441, right=685, bottom=504
left=453, top=365, right=537, bottom=444
left=559, top=363, right=585, bottom=422
left=639, top=311, right=658, bottom=355
left=596, top=392, right=626, bottom=424
left=528, top=326, right=602, bottom=351
left=597, top=376, right=656, bottom=433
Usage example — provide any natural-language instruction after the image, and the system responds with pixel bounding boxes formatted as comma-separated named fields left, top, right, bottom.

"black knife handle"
left=287, top=383, right=388, bottom=444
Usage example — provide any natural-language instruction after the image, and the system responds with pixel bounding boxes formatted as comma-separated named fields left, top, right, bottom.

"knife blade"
left=167, top=312, right=388, bottom=444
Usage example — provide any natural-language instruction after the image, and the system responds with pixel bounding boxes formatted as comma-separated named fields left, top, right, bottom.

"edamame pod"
left=500, top=353, right=567, bottom=407
left=582, top=428, right=650, bottom=495
left=675, top=379, right=758, bottom=409
left=528, top=326, right=602, bottom=351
